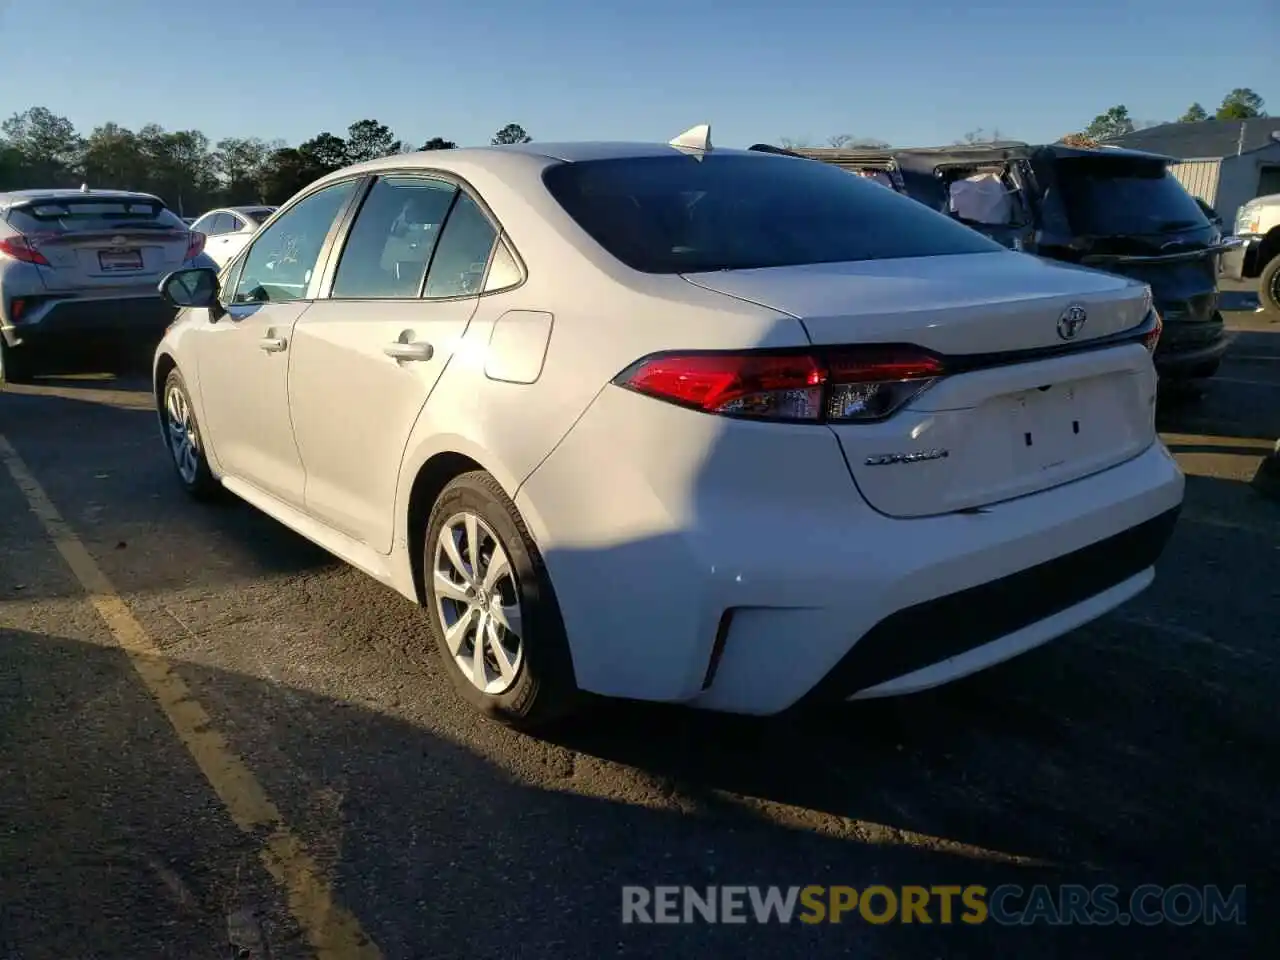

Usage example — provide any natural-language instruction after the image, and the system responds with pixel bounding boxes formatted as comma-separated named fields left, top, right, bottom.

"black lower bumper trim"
left=6, top=296, right=175, bottom=348
left=801, top=506, right=1181, bottom=703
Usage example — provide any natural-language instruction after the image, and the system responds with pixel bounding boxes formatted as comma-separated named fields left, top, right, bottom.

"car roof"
left=325, top=140, right=767, bottom=182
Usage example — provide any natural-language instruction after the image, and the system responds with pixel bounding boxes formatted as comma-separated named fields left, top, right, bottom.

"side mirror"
left=160, top=267, right=220, bottom=309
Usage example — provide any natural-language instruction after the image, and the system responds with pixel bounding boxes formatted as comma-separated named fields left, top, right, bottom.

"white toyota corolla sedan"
left=152, top=125, right=1184, bottom=729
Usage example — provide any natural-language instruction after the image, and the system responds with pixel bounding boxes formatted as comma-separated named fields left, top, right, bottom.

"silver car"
left=0, top=187, right=218, bottom=383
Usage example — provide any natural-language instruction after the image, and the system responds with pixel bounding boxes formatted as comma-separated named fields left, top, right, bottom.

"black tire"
left=423, top=470, right=579, bottom=729
left=161, top=368, right=220, bottom=500
left=0, top=339, right=34, bottom=385
left=1259, top=254, right=1280, bottom=318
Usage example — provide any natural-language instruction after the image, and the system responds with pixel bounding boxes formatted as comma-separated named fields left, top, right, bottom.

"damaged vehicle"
left=777, top=141, right=1243, bottom=385
left=885, top=142, right=1242, bottom=385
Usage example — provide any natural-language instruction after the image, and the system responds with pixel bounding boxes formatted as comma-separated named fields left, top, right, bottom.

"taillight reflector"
left=185, top=231, right=206, bottom=260
left=1142, top=309, right=1162, bottom=354
left=616, top=346, right=945, bottom=423
left=0, top=236, right=50, bottom=266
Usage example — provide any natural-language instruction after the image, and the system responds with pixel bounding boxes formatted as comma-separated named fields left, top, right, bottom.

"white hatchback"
left=152, top=127, right=1184, bottom=729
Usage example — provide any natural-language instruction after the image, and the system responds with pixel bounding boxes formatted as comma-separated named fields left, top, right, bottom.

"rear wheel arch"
left=406, top=451, right=488, bottom=605
left=1258, top=225, right=1280, bottom=270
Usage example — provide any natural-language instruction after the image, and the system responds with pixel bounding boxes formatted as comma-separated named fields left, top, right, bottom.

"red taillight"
left=0, top=236, right=50, bottom=266
left=616, top=346, right=944, bottom=423
left=185, top=231, right=206, bottom=260
left=1142, top=309, right=1163, bottom=354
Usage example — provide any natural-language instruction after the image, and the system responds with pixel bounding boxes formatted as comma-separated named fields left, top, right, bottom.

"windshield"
left=542, top=154, right=1004, bottom=274
left=1054, top=157, right=1210, bottom=237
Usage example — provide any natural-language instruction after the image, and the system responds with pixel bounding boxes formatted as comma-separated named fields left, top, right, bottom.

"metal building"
left=1105, top=119, right=1280, bottom=227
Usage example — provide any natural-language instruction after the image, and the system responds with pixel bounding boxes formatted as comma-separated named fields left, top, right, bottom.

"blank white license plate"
left=1009, top=383, right=1088, bottom=472
left=98, top=248, right=143, bottom=271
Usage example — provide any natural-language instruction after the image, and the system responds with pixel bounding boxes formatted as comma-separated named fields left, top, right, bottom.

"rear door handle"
left=383, top=340, right=433, bottom=362
left=259, top=336, right=287, bottom=353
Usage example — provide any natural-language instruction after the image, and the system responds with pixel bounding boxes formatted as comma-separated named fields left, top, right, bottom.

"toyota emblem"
left=1057, top=304, right=1087, bottom=340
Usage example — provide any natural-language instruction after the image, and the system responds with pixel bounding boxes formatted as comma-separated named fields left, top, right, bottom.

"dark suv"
left=773, top=142, right=1240, bottom=384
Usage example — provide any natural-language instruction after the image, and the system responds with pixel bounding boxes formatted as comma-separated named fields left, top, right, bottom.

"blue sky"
left=1, top=0, right=1275, bottom=150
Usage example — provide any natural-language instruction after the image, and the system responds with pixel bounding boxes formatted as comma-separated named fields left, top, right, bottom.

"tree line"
left=0, top=108, right=534, bottom=214
left=779, top=87, right=1268, bottom=151
left=1070, top=87, right=1267, bottom=143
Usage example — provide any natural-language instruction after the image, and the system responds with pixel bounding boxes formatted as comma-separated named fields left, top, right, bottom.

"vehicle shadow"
left=1157, top=327, right=1280, bottom=442
left=0, top=627, right=1263, bottom=959
left=4, top=337, right=158, bottom=391
left=0, top=391, right=339, bottom=605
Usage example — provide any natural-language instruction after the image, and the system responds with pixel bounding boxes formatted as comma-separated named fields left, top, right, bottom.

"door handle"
left=383, top=340, right=434, bottom=362
left=259, top=336, right=287, bottom=353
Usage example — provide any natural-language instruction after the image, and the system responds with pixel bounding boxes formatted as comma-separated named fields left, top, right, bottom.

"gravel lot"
left=1, top=289, right=1277, bottom=959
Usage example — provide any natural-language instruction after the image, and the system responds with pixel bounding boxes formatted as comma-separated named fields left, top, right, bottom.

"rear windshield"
left=5, top=197, right=187, bottom=234
left=541, top=154, right=1005, bottom=274
left=243, top=207, right=276, bottom=224
left=1054, top=158, right=1210, bottom=237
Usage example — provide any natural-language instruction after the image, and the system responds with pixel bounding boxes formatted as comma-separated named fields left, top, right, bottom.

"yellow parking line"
left=0, top=434, right=381, bottom=960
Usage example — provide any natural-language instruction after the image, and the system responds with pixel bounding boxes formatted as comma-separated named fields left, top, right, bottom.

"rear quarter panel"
left=0, top=260, right=48, bottom=329
left=392, top=266, right=804, bottom=555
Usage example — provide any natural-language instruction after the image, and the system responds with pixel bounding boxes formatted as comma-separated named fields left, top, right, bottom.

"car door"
left=287, top=173, right=504, bottom=552
left=194, top=178, right=362, bottom=507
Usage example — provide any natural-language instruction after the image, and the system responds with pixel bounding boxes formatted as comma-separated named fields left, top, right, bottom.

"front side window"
left=330, top=176, right=458, bottom=299
left=542, top=154, right=1005, bottom=274
left=232, top=179, right=359, bottom=304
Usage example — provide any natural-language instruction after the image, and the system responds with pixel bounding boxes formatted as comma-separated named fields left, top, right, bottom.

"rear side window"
left=542, top=154, right=1004, bottom=274
left=423, top=194, right=498, bottom=298
left=331, top=176, right=458, bottom=299
left=1054, top=158, right=1210, bottom=237
left=7, top=197, right=187, bottom=234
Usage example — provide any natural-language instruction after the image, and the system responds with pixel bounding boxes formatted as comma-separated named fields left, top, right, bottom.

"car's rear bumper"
left=1153, top=325, right=1230, bottom=376
left=516, top=384, right=1186, bottom=715
left=1220, top=235, right=1263, bottom=281
left=1, top=293, right=176, bottom=349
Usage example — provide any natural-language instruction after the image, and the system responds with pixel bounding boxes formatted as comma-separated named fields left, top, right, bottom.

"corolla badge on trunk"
left=1057, top=304, right=1087, bottom=340
left=864, top=449, right=950, bottom=466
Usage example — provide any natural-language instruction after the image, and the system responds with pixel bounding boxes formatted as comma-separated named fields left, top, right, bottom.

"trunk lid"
left=684, top=252, right=1157, bottom=518
left=683, top=251, right=1149, bottom=353
left=7, top=195, right=193, bottom=292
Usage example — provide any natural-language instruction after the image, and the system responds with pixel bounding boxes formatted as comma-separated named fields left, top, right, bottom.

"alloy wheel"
left=165, top=384, right=201, bottom=484
left=432, top=511, right=524, bottom=695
